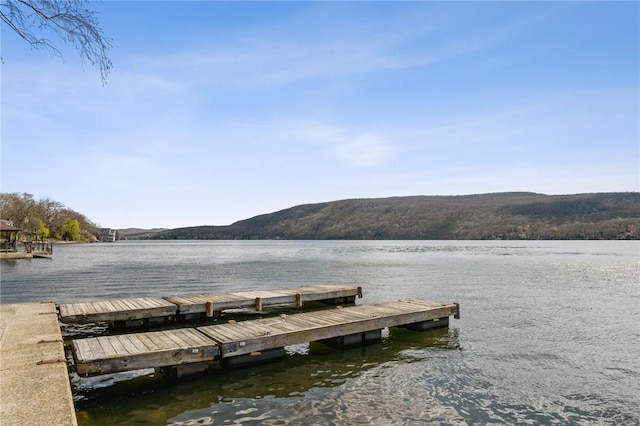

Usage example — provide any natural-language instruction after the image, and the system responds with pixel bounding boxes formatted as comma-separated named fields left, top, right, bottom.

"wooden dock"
left=0, top=293, right=460, bottom=424
left=0, top=250, right=52, bottom=260
left=72, top=299, right=459, bottom=377
left=58, top=285, right=363, bottom=325
left=0, top=302, right=77, bottom=426
left=58, top=297, right=178, bottom=324
left=72, top=328, right=220, bottom=376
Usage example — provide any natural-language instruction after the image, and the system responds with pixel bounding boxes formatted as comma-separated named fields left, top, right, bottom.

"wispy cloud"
left=400, top=89, right=638, bottom=161
left=285, top=123, right=393, bottom=167
left=126, top=2, right=565, bottom=94
left=136, top=36, right=405, bottom=92
left=2, top=1, right=636, bottom=228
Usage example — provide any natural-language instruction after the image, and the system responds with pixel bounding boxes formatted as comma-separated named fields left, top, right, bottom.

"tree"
left=1, top=0, right=112, bottom=83
left=1, top=192, right=101, bottom=241
left=37, top=220, right=50, bottom=239
left=0, top=192, right=37, bottom=232
left=37, top=197, right=64, bottom=230
left=60, top=218, right=80, bottom=241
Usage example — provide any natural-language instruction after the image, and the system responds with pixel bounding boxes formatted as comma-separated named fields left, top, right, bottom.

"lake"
left=1, top=240, right=638, bottom=425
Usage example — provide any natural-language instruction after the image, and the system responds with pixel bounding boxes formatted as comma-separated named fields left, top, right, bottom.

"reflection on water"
left=3, top=240, right=639, bottom=424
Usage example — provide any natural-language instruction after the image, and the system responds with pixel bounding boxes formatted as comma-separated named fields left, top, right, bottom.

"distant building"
left=99, top=228, right=117, bottom=242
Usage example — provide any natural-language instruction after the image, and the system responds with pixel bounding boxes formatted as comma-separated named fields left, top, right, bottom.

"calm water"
left=1, top=240, right=639, bottom=425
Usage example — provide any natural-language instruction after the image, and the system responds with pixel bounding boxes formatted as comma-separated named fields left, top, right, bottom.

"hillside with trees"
left=3, top=192, right=637, bottom=242
left=0, top=192, right=100, bottom=242
left=148, top=192, right=639, bottom=241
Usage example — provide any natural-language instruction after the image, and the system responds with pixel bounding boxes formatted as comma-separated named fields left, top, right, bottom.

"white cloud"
left=331, top=132, right=392, bottom=167
left=400, top=89, right=638, bottom=163
left=286, top=123, right=393, bottom=167
left=2, top=1, right=636, bottom=229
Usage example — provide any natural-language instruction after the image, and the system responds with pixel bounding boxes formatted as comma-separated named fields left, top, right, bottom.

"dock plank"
left=73, top=328, right=219, bottom=376
left=164, top=292, right=252, bottom=315
left=70, top=299, right=459, bottom=377
left=136, top=332, right=162, bottom=352
left=198, top=299, right=458, bottom=358
left=59, top=296, right=177, bottom=324
left=87, top=337, right=107, bottom=359
left=168, top=285, right=362, bottom=316
left=60, top=285, right=362, bottom=325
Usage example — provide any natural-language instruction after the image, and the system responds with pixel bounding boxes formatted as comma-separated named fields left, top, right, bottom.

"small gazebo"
left=0, top=220, right=21, bottom=252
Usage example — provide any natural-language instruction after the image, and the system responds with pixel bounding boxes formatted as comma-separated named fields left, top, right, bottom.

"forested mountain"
left=116, top=228, right=169, bottom=239
left=146, top=192, right=639, bottom=240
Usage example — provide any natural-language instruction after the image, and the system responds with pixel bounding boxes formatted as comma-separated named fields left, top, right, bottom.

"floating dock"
left=0, top=302, right=77, bottom=426
left=58, top=284, right=362, bottom=325
left=0, top=250, right=52, bottom=260
left=72, top=299, right=459, bottom=377
left=1, top=289, right=459, bottom=425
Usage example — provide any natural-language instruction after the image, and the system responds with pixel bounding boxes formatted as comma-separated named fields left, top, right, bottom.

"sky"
left=1, top=1, right=639, bottom=229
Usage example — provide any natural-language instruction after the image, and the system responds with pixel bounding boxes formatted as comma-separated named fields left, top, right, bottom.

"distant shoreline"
left=109, top=193, right=638, bottom=241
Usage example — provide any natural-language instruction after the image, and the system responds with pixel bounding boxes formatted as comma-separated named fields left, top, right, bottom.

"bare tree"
left=1, top=0, right=112, bottom=83
left=0, top=192, right=37, bottom=231
left=37, top=197, right=64, bottom=228
left=1, top=192, right=101, bottom=240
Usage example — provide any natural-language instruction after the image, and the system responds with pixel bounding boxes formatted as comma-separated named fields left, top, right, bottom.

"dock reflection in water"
left=74, top=326, right=460, bottom=425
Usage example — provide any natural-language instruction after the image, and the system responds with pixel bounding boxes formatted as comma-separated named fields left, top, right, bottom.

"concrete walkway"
left=0, top=302, right=77, bottom=425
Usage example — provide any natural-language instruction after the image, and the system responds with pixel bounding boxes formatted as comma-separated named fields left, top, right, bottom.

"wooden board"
left=59, top=297, right=177, bottom=324
left=198, top=299, right=458, bottom=358
left=231, top=284, right=362, bottom=305
left=69, top=299, right=458, bottom=377
left=73, top=328, right=219, bottom=376
left=163, top=293, right=251, bottom=315
left=165, top=284, right=362, bottom=315
left=59, top=285, right=362, bottom=324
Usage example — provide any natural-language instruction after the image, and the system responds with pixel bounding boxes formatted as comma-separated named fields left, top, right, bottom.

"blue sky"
left=2, top=1, right=638, bottom=229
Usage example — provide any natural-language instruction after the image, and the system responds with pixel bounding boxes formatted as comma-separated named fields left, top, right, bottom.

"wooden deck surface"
left=72, top=299, right=458, bottom=376
left=73, top=328, right=219, bottom=376
left=0, top=302, right=77, bottom=425
left=58, top=297, right=177, bottom=323
left=59, top=285, right=362, bottom=324
left=165, top=284, right=363, bottom=315
left=200, top=299, right=457, bottom=358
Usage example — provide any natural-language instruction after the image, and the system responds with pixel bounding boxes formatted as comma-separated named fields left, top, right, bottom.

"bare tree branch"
left=1, top=0, right=112, bottom=84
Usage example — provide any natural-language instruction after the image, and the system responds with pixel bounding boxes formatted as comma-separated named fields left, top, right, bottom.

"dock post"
left=295, top=293, right=303, bottom=308
left=206, top=301, right=215, bottom=318
left=255, top=297, right=263, bottom=312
